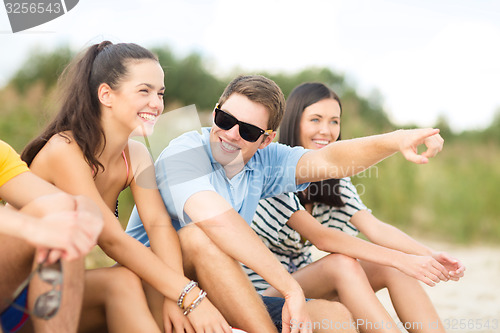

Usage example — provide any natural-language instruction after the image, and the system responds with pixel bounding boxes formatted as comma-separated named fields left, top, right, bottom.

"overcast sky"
left=1, top=0, right=499, bottom=132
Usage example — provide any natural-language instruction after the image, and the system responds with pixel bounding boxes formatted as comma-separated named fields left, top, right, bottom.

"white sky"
left=1, top=0, right=499, bottom=132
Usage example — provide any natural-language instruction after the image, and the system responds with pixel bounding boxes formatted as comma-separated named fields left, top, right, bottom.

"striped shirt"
left=244, top=177, right=368, bottom=293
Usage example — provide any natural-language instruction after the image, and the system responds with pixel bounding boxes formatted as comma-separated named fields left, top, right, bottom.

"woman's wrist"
left=177, top=280, right=207, bottom=316
left=281, top=280, right=305, bottom=300
left=177, top=280, right=198, bottom=309
left=183, top=289, right=207, bottom=315
left=389, top=250, right=408, bottom=270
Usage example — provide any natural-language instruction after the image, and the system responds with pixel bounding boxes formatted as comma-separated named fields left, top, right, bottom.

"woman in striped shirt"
left=245, top=82, right=465, bottom=333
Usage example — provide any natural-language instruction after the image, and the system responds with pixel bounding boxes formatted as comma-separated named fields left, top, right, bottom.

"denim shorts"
left=262, top=295, right=314, bottom=332
left=261, top=295, right=286, bottom=332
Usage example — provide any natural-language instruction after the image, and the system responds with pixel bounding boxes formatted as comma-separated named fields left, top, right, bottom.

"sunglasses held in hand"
left=6, top=259, right=63, bottom=320
left=214, top=104, right=272, bottom=142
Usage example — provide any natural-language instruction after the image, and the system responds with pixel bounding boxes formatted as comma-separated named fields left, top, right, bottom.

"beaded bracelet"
left=183, top=289, right=207, bottom=316
left=177, top=280, right=198, bottom=310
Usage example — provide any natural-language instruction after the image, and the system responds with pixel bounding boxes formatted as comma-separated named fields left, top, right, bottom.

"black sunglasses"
left=6, top=258, right=63, bottom=320
left=214, top=104, right=272, bottom=142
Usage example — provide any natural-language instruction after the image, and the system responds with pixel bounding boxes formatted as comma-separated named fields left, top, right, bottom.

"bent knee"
left=178, top=225, right=221, bottom=257
left=319, top=254, right=363, bottom=278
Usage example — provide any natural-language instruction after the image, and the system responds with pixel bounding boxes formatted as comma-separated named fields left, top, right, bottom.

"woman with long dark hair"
left=22, top=41, right=230, bottom=333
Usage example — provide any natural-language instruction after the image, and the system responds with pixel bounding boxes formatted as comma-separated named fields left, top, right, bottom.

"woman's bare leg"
left=79, top=266, right=160, bottom=333
left=361, top=260, right=445, bottom=333
left=263, top=254, right=399, bottom=333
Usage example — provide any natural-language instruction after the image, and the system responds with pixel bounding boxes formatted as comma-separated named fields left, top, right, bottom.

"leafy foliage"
left=9, top=46, right=73, bottom=94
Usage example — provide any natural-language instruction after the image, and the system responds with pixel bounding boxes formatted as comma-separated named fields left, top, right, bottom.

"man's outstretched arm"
left=295, top=128, right=443, bottom=184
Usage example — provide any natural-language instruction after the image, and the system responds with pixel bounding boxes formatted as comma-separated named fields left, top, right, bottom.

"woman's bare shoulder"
left=34, top=132, right=88, bottom=170
left=43, top=132, right=84, bottom=155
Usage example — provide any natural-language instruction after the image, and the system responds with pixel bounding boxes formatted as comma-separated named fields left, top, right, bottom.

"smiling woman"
left=19, top=41, right=231, bottom=333
left=100, top=59, right=165, bottom=138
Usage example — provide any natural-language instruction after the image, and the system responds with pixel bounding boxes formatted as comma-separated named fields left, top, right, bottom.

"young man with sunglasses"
left=126, top=75, right=444, bottom=333
left=0, top=140, right=103, bottom=333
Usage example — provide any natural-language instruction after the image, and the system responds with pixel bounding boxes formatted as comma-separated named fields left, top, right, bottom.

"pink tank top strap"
left=122, top=150, right=129, bottom=181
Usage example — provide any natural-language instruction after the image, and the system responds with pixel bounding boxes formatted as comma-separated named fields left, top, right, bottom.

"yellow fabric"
left=0, top=140, right=29, bottom=188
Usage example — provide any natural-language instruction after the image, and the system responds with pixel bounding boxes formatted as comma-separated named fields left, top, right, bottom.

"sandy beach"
left=313, top=241, right=500, bottom=333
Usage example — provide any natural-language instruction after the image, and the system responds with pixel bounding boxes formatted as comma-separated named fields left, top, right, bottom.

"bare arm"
left=0, top=171, right=60, bottom=209
left=185, top=191, right=312, bottom=332
left=352, top=210, right=465, bottom=280
left=129, top=140, right=183, bottom=272
left=0, top=205, right=86, bottom=249
left=295, top=128, right=443, bottom=184
left=0, top=204, right=98, bottom=263
left=353, top=210, right=433, bottom=255
left=185, top=191, right=303, bottom=295
left=129, top=141, right=200, bottom=332
left=288, top=210, right=450, bottom=286
left=0, top=172, right=102, bottom=263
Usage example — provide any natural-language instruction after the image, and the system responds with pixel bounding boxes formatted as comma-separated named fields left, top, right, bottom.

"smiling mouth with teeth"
left=313, top=140, right=330, bottom=145
left=138, top=113, right=156, bottom=121
left=220, top=139, right=239, bottom=152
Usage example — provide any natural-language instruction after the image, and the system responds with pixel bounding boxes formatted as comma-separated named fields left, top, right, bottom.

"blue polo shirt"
left=126, top=127, right=309, bottom=246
